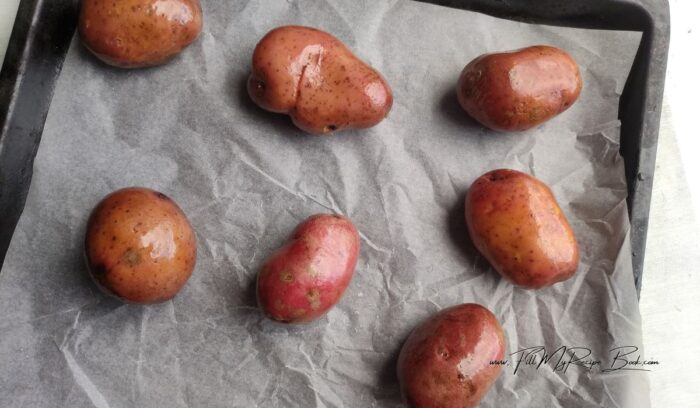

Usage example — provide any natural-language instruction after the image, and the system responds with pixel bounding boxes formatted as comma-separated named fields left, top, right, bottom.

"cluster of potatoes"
left=80, top=1, right=583, bottom=407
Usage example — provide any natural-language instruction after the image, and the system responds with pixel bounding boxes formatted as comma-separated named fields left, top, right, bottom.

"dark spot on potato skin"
left=155, top=192, right=171, bottom=201
left=122, top=248, right=142, bottom=266
left=487, top=171, right=510, bottom=182
left=280, top=271, right=294, bottom=283
left=306, top=289, right=321, bottom=310
left=255, top=79, right=265, bottom=92
left=91, top=263, right=107, bottom=276
left=274, top=299, right=286, bottom=310
left=459, top=376, right=477, bottom=397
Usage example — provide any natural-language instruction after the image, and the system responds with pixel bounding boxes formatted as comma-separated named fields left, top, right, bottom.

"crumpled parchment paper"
left=0, top=1, right=649, bottom=407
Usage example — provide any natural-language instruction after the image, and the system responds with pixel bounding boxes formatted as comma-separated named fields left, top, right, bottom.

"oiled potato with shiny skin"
left=79, top=0, right=203, bottom=68
left=465, top=169, right=579, bottom=288
left=248, top=25, right=393, bottom=135
left=457, top=45, right=582, bottom=131
left=398, top=304, right=506, bottom=408
left=85, top=187, right=197, bottom=303
left=257, top=214, right=360, bottom=323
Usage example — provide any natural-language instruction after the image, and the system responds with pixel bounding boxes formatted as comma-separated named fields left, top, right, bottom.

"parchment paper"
left=0, top=1, right=648, bottom=407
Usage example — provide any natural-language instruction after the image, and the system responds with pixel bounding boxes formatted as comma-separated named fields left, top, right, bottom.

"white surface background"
left=639, top=1, right=700, bottom=407
left=0, top=0, right=698, bottom=406
left=0, top=0, right=19, bottom=65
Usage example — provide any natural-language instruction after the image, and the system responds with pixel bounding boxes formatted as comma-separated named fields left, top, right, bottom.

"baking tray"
left=0, top=0, right=669, bottom=296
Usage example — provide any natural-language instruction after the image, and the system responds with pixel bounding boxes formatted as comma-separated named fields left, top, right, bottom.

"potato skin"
left=257, top=214, right=360, bottom=323
left=465, top=169, right=579, bottom=288
left=248, top=25, right=393, bottom=135
left=85, top=187, right=197, bottom=304
left=457, top=45, right=582, bottom=131
left=79, top=0, right=203, bottom=68
left=398, top=304, right=506, bottom=408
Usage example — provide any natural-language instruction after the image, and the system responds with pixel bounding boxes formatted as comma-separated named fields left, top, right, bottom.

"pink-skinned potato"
left=398, top=303, right=506, bottom=408
left=248, top=25, right=393, bottom=135
left=257, top=214, right=360, bottom=323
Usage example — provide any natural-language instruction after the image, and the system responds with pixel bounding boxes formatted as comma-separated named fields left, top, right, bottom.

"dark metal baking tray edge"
left=0, top=0, right=79, bottom=267
left=0, top=0, right=669, bottom=298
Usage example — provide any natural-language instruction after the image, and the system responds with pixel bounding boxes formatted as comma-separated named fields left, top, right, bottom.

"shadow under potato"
left=376, top=333, right=407, bottom=403
left=77, top=42, right=123, bottom=73
left=446, top=190, right=482, bottom=265
left=76, top=39, right=174, bottom=75
left=244, top=273, right=258, bottom=308
left=232, top=72, right=305, bottom=136
left=438, top=86, right=484, bottom=131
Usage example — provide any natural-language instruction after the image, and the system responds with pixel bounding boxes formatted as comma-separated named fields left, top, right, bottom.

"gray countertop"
left=1, top=1, right=698, bottom=406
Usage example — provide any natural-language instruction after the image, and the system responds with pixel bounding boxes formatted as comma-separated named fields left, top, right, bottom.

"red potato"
left=457, top=45, right=582, bottom=131
left=398, top=304, right=506, bottom=408
left=248, top=25, right=393, bottom=135
left=257, top=214, right=360, bottom=323
left=79, top=0, right=203, bottom=68
left=84, top=187, right=197, bottom=303
left=466, top=169, right=579, bottom=288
